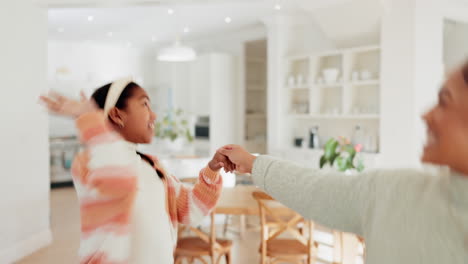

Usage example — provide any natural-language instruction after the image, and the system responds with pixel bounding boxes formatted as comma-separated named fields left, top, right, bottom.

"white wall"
left=444, top=20, right=468, bottom=71
left=48, top=40, right=150, bottom=137
left=412, top=0, right=445, bottom=167
left=379, top=0, right=449, bottom=168
left=208, top=54, right=238, bottom=154
left=264, top=13, right=335, bottom=153
left=308, top=0, right=382, bottom=48
left=0, top=1, right=51, bottom=263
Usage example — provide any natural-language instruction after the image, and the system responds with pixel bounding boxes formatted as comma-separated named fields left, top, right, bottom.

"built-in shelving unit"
left=284, top=45, right=381, bottom=153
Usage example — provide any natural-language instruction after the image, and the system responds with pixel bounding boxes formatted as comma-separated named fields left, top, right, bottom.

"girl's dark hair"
left=91, top=82, right=140, bottom=110
left=91, top=82, right=158, bottom=173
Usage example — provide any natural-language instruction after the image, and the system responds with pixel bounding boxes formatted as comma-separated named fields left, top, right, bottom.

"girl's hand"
left=39, top=91, right=96, bottom=118
left=208, top=151, right=235, bottom=172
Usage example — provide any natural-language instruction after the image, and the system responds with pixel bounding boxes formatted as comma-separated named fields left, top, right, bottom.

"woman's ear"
left=108, top=107, right=126, bottom=128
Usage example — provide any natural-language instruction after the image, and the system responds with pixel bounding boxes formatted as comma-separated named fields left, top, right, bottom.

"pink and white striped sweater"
left=71, top=112, right=223, bottom=264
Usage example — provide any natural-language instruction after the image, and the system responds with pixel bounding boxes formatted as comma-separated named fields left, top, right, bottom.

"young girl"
left=40, top=78, right=233, bottom=264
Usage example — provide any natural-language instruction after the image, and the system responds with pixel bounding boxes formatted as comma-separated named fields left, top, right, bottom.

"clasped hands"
left=208, top=145, right=257, bottom=174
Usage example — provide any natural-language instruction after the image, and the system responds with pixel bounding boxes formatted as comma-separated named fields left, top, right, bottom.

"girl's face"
left=113, top=86, right=157, bottom=144
left=422, top=63, right=468, bottom=172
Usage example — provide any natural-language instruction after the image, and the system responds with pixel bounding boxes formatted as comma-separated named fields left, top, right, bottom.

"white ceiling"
left=47, top=0, right=350, bottom=46
left=308, top=0, right=383, bottom=47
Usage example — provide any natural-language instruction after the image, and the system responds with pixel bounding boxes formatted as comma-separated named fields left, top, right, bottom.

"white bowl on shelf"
left=322, top=68, right=340, bottom=84
left=360, top=70, right=373, bottom=80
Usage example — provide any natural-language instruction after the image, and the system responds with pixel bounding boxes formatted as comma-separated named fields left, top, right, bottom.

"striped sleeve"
left=75, top=111, right=138, bottom=198
left=170, top=167, right=223, bottom=226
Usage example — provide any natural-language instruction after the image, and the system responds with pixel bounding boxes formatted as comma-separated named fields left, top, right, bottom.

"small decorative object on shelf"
left=360, top=70, right=373, bottom=80
left=319, top=136, right=365, bottom=173
left=294, top=137, right=304, bottom=148
left=308, top=126, right=320, bottom=149
left=322, top=68, right=340, bottom=84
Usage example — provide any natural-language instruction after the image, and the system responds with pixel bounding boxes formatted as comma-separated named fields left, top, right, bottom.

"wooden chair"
left=253, top=191, right=317, bottom=264
left=174, top=211, right=233, bottom=264
left=179, top=177, right=231, bottom=235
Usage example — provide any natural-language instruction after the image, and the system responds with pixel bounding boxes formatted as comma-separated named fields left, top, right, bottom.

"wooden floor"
left=17, top=187, right=361, bottom=264
left=17, top=187, right=261, bottom=264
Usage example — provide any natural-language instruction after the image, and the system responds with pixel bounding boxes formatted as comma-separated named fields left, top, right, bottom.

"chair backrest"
left=177, top=211, right=222, bottom=252
left=252, top=191, right=314, bottom=259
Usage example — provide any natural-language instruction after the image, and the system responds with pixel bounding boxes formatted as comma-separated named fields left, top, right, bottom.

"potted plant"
left=319, top=136, right=365, bottom=173
left=155, top=108, right=194, bottom=152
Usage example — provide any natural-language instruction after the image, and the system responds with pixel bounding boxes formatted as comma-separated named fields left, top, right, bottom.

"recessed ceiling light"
left=57, top=27, right=64, bottom=33
left=225, top=17, right=232, bottom=23
left=107, top=32, right=113, bottom=37
left=151, top=36, right=157, bottom=42
left=167, top=9, right=174, bottom=15
left=274, top=4, right=282, bottom=10
left=87, top=15, right=94, bottom=22
left=183, top=27, right=190, bottom=33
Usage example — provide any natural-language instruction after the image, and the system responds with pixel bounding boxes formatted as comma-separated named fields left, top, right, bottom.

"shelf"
left=286, top=54, right=311, bottom=61
left=289, top=114, right=380, bottom=120
left=350, top=79, right=380, bottom=86
left=246, top=113, right=266, bottom=119
left=288, top=86, right=310, bottom=90
left=348, top=45, right=380, bottom=54
left=247, top=89, right=266, bottom=92
left=247, top=57, right=266, bottom=63
left=289, top=113, right=311, bottom=118
left=245, top=139, right=267, bottom=143
left=315, top=50, right=345, bottom=58
left=51, top=171, right=73, bottom=183
left=313, top=83, right=344, bottom=88
left=345, top=114, right=380, bottom=119
left=288, top=46, right=379, bottom=61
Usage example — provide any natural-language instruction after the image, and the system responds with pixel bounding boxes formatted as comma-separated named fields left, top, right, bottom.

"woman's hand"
left=217, top=145, right=257, bottom=174
left=208, top=151, right=235, bottom=172
left=39, top=91, right=96, bottom=118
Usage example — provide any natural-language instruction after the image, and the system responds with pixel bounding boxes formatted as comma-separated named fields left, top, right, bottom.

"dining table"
left=214, top=185, right=260, bottom=238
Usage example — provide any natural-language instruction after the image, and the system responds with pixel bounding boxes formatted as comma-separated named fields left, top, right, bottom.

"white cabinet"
left=188, top=56, right=211, bottom=116
left=189, top=53, right=238, bottom=154
left=206, top=54, right=238, bottom=154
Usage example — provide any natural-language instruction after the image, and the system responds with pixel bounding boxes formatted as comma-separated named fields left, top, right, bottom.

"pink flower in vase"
left=355, top=144, right=363, bottom=153
left=338, top=136, right=351, bottom=146
left=344, top=138, right=351, bottom=145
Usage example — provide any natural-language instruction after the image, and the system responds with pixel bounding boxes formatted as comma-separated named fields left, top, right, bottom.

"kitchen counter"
left=269, top=147, right=380, bottom=170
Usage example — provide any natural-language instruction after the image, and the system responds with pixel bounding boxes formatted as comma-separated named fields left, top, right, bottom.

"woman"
left=218, top=61, right=468, bottom=263
left=40, top=78, right=233, bottom=264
